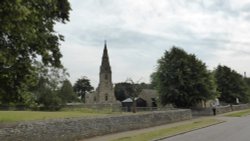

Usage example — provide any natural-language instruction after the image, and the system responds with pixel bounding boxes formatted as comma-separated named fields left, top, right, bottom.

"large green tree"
left=244, top=77, right=250, bottom=101
left=58, top=79, right=77, bottom=104
left=0, top=0, right=71, bottom=104
left=214, top=65, right=249, bottom=103
left=32, top=77, right=62, bottom=111
left=154, top=47, right=217, bottom=108
left=114, top=82, right=131, bottom=102
left=73, top=76, right=94, bottom=102
left=30, top=62, right=69, bottom=110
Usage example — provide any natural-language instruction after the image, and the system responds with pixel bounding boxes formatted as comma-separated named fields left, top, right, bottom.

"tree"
left=30, top=62, right=69, bottom=110
left=58, top=79, right=77, bottom=104
left=73, top=76, right=94, bottom=102
left=115, top=82, right=152, bottom=102
left=154, top=47, right=217, bottom=108
left=244, top=77, right=250, bottom=101
left=114, top=82, right=131, bottom=101
left=33, top=77, right=62, bottom=111
left=139, top=82, right=153, bottom=89
left=214, top=65, right=249, bottom=103
left=0, top=0, right=71, bottom=105
left=150, top=72, right=158, bottom=89
left=126, top=79, right=143, bottom=113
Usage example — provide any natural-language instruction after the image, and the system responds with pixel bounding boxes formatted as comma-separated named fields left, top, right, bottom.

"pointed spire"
left=100, top=40, right=111, bottom=73
left=103, top=40, right=108, bottom=58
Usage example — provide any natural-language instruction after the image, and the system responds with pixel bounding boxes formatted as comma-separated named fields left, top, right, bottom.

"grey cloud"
left=241, top=3, right=250, bottom=12
left=182, top=0, right=240, bottom=17
left=61, top=0, right=250, bottom=85
left=240, top=4, right=250, bottom=20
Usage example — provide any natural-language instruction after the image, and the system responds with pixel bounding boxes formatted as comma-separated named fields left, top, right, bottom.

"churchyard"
left=0, top=108, right=123, bottom=123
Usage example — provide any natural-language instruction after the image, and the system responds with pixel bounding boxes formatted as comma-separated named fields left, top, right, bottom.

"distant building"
left=139, top=89, right=158, bottom=107
left=121, top=89, right=158, bottom=111
left=85, top=41, right=117, bottom=104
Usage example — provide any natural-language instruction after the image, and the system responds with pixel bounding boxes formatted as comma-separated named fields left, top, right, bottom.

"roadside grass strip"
left=112, top=118, right=224, bottom=141
left=225, top=109, right=250, bottom=117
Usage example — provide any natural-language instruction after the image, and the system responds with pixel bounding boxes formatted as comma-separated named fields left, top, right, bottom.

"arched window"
left=94, top=96, right=96, bottom=102
left=105, top=74, right=108, bottom=80
left=105, top=93, right=108, bottom=101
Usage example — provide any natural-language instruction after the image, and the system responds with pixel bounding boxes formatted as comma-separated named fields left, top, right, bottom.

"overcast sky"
left=55, top=0, right=250, bottom=88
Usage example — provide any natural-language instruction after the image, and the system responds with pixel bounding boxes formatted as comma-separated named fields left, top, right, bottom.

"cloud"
left=55, top=0, right=250, bottom=87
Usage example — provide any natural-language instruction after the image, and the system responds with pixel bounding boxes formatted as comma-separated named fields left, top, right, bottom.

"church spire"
left=100, top=41, right=111, bottom=73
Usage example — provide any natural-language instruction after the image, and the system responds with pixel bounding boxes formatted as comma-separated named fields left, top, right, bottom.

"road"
left=161, top=116, right=250, bottom=141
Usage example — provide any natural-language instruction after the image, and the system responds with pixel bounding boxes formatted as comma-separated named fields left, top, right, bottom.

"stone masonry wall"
left=0, top=109, right=191, bottom=141
left=216, top=105, right=232, bottom=114
left=192, top=104, right=250, bottom=116
left=232, top=104, right=250, bottom=111
left=191, top=108, right=213, bottom=116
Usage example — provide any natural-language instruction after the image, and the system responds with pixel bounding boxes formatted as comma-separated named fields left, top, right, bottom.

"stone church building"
left=85, top=42, right=118, bottom=104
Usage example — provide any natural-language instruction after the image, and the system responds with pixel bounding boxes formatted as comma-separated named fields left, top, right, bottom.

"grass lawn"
left=0, top=108, right=118, bottom=123
left=225, top=109, right=250, bottom=117
left=112, top=118, right=224, bottom=141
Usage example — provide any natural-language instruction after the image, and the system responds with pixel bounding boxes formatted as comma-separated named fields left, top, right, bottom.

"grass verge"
left=225, top=109, right=250, bottom=117
left=0, top=108, right=118, bottom=123
left=112, top=118, right=224, bottom=141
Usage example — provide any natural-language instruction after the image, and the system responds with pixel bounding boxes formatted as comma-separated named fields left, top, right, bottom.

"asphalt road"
left=161, top=116, right=250, bottom=141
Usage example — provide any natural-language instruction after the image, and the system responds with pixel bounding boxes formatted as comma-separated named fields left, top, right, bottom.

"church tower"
left=96, top=41, right=116, bottom=103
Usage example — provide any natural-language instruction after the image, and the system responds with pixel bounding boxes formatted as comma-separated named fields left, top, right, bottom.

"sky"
left=55, top=0, right=250, bottom=88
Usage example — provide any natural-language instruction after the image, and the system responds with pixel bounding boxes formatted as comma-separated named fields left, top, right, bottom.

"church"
left=85, top=41, right=118, bottom=104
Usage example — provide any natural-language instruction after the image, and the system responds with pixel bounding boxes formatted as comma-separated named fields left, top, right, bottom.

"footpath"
left=81, top=115, right=227, bottom=141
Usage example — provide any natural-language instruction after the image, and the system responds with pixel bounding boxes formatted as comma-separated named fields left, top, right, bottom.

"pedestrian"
left=212, top=105, right=216, bottom=116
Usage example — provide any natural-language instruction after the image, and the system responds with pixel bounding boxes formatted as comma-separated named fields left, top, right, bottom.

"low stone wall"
left=192, top=104, right=250, bottom=116
left=191, top=108, right=213, bottom=116
left=216, top=105, right=232, bottom=114
left=232, top=104, right=250, bottom=111
left=0, top=109, right=191, bottom=141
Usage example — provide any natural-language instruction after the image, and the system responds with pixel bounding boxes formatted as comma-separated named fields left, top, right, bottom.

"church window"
left=105, top=93, right=108, bottom=101
left=105, top=74, right=108, bottom=80
left=94, top=96, right=96, bottom=102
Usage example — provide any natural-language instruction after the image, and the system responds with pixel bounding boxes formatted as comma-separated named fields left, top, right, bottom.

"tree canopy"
left=73, top=76, right=94, bottom=102
left=30, top=62, right=70, bottom=110
left=125, top=79, right=143, bottom=113
left=0, top=0, right=71, bottom=104
left=114, top=82, right=131, bottom=101
left=59, top=79, right=77, bottom=104
left=214, top=65, right=249, bottom=103
left=153, top=47, right=218, bottom=108
left=114, top=82, right=149, bottom=102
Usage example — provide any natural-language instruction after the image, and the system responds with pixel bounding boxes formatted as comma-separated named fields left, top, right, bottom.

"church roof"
left=122, top=97, right=139, bottom=103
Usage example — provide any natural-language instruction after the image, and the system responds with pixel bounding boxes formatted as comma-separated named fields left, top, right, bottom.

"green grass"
left=225, top=109, right=250, bottom=117
left=112, top=119, right=223, bottom=141
left=0, top=108, right=118, bottom=123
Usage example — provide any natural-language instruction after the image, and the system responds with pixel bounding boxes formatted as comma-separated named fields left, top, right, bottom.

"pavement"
left=81, top=116, right=221, bottom=141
